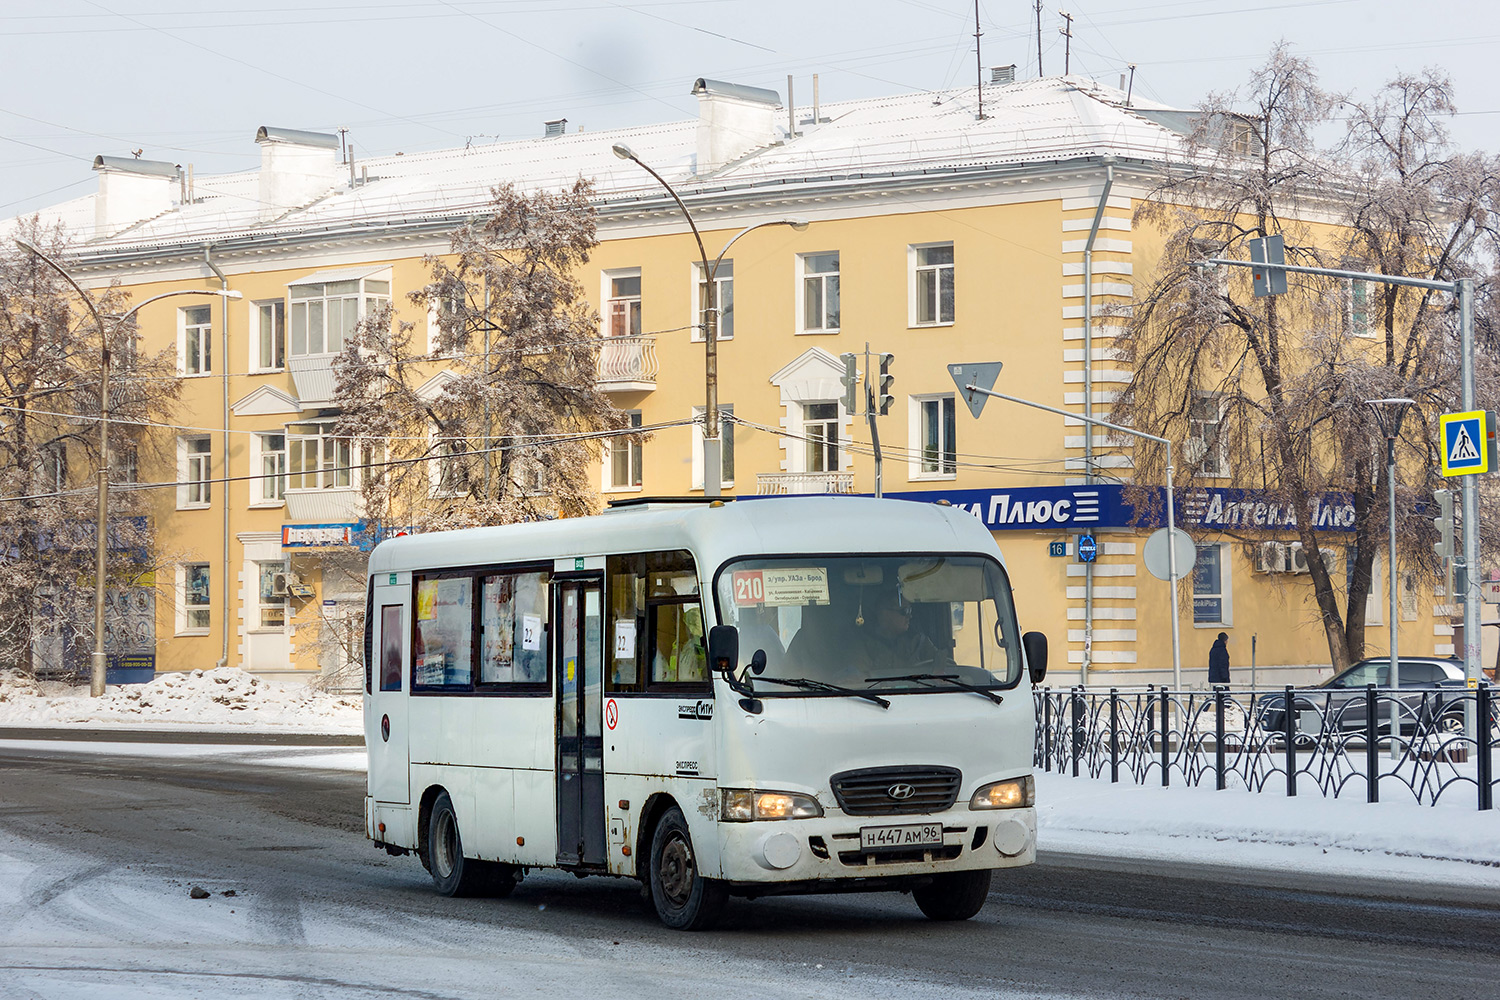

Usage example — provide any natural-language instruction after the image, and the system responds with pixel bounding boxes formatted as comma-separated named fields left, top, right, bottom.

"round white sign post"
left=1144, top=527, right=1195, bottom=582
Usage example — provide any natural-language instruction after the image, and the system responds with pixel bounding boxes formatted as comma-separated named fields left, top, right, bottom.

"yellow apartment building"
left=13, top=75, right=1461, bottom=687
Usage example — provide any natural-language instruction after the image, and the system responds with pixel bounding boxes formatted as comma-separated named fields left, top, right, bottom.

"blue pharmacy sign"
left=1076, top=533, right=1098, bottom=562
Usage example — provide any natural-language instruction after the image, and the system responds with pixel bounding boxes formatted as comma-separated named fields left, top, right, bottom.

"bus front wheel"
left=912, top=868, right=992, bottom=921
left=648, top=806, right=727, bottom=930
left=426, top=791, right=517, bottom=898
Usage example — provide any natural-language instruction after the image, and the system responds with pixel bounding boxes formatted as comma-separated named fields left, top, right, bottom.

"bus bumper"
left=713, top=806, right=1035, bottom=885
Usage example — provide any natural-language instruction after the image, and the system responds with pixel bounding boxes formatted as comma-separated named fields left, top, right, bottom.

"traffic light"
left=877, top=353, right=895, bottom=415
left=839, top=352, right=858, bottom=413
left=1433, top=489, right=1455, bottom=561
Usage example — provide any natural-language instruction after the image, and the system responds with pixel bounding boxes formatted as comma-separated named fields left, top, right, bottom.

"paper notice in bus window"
left=416, top=581, right=438, bottom=621
left=614, top=620, right=636, bottom=659
left=522, top=614, right=542, bottom=651
left=744, top=567, right=829, bottom=606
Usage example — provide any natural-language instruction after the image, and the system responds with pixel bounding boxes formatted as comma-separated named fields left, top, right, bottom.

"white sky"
left=1, top=1, right=1495, bottom=218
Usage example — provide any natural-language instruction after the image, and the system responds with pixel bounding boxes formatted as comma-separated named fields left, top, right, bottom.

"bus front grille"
left=829, top=765, right=962, bottom=816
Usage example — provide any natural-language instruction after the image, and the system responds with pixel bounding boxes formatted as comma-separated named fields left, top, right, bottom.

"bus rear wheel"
left=426, top=791, right=517, bottom=898
left=913, top=868, right=992, bottom=921
left=648, top=806, right=727, bottom=930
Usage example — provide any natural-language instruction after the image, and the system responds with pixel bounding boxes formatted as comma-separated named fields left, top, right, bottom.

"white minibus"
left=363, top=496, right=1047, bottom=929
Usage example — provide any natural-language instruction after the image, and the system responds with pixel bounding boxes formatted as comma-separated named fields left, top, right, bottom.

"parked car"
left=1253, top=657, right=1488, bottom=737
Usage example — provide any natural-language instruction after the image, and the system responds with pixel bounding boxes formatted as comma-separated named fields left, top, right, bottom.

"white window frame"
left=605, top=411, right=643, bottom=492
left=114, top=444, right=138, bottom=485
left=513, top=453, right=549, bottom=497
left=250, top=432, right=287, bottom=506
left=797, top=252, right=840, bottom=334
left=602, top=268, right=642, bottom=340
left=1345, top=278, right=1377, bottom=339
left=254, top=559, right=289, bottom=632
left=1186, top=394, right=1227, bottom=477
left=429, top=431, right=469, bottom=498
left=908, top=393, right=957, bottom=480
left=802, top=401, right=842, bottom=473
left=177, top=435, right=211, bottom=509
left=251, top=299, right=286, bottom=372
left=692, top=260, right=734, bottom=342
left=180, top=304, right=213, bottom=376
left=177, top=562, right=211, bottom=635
left=288, top=277, right=390, bottom=360
left=691, top=404, right=735, bottom=490
left=909, top=242, right=955, bottom=327
left=40, top=443, right=67, bottom=493
left=426, top=288, right=466, bottom=355
left=287, top=422, right=353, bottom=491
left=1192, top=542, right=1233, bottom=627
left=1347, top=547, right=1385, bottom=626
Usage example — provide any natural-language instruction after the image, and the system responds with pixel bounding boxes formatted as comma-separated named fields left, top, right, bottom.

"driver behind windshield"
left=787, top=586, right=950, bottom=683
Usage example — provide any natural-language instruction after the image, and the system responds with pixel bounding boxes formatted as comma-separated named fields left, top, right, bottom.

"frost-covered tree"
left=333, top=180, right=631, bottom=537
left=0, top=222, right=181, bottom=676
left=1119, top=48, right=1500, bottom=671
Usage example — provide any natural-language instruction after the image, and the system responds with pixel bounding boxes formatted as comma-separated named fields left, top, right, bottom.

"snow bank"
left=0, top=667, right=361, bottom=732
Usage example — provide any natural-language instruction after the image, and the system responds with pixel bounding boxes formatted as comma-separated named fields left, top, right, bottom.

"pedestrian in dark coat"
left=1208, top=632, right=1230, bottom=685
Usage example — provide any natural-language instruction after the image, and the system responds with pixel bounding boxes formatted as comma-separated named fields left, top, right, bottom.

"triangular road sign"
left=1450, top=424, right=1479, bottom=463
left=948, top=362, right=1003, bottom=418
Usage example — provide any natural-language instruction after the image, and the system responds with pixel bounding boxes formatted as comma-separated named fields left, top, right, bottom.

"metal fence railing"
left=1034, top=684, right=1497, bottom=811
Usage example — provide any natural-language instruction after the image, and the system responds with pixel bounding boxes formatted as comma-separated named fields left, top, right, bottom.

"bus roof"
left=366, top=496, right=1001, bottom=580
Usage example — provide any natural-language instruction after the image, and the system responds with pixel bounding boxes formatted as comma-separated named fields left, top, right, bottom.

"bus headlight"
left=970, top=775, right=1034, bottom=810
left=721, top=788, right=823, bottom=821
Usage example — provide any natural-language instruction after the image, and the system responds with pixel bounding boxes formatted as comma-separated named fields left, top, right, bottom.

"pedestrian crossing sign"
left=1439, top=409, right=1496, bottom=477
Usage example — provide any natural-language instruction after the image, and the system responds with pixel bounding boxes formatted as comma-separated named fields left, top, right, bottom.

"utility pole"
left=1059, top=10, right=1073, bottom=76
left=974, top=0, right=985, bottom=120
left=1035, top=1, right=1044, bottom=77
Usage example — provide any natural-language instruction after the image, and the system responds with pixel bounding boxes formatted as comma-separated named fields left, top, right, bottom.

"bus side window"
left=379, top=604, right=403, bottom=692
left=412, top=575, right=474, bottom=689
left=607, top=555, right=644, bottom=690
left=479, top=570, right=550, bottom=686
left=645, top=550, right=707, bottom=688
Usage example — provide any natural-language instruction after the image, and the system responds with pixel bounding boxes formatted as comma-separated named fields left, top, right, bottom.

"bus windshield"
left=715, top=555, right=1022, bottom=694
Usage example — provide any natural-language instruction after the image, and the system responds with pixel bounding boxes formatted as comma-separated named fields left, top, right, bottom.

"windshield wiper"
left=866, top=673, right=1004, bottom=706
left=756, top=675, right=891, bottom=709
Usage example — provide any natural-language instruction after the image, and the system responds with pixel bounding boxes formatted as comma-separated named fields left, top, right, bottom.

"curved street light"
left=612, top=142, right=807, bottom=495
left=15, top=239, right=241, bottom=695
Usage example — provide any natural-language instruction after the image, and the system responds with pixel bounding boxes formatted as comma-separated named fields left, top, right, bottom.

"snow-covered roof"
left=17, top=76, right=1195, bottom=258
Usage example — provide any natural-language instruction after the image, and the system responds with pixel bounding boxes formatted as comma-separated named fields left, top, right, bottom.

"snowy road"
left=1, top=742, right=1497, bottom=1000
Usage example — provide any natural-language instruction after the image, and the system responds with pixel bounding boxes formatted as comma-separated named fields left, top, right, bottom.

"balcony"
left=756, top=472, right=855, bottom=495
left=596, top=335, right=657, bottom=393
left=284, top=487, right=361, bottom=523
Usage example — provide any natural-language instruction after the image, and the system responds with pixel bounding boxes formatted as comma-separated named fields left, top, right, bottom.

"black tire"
left=913, top=868, right=993, bottom=921
left=647, top=806, right=727, bottom=930
left=426, top=791, right=517, bottom=898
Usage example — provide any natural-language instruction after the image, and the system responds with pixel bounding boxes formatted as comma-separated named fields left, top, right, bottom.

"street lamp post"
left=15, top=239, right=239, bottom=695
left=1367, top=397, right=1415, bottom=757
left=610, top=143, right=806, bottom=495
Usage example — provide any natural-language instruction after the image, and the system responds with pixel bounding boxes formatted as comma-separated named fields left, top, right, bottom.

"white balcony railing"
left=756, top=472, right=856, bottom=495
left=596, top=335, right=657, bottom=392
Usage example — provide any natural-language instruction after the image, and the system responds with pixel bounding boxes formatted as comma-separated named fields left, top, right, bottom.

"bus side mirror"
left=1023, top=631, right=1048, bottom=684
left=708, top=625, right=739, bottom=675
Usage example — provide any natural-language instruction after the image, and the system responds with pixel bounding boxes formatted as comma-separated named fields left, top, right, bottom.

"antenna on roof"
left=974, top=0, right=986, bottom=121
left=1127, top=63, right=1137, bottom=107
left=338, top=127, right=349, bottom=164
left=1059, top=10, right=1073, bottom=76
left=1034, top=1, right=1043, bottom=78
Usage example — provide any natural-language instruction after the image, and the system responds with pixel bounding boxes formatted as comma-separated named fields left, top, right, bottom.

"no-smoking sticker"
left=605, top=698, right=618, bottom=730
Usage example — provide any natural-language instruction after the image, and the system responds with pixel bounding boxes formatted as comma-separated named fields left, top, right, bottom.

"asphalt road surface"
left=0, top=739, right=1496, bottom=1000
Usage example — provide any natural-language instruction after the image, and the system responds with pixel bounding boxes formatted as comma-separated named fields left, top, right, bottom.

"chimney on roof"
left=690, top=78, right=780, bottom=176
left=255, top=126, right=341, bottom=221
left=92, top=155, right=179, bottom=236
left=991, top=65, right=1016, bottom=85
left=544, top=119, right=567, bottom=138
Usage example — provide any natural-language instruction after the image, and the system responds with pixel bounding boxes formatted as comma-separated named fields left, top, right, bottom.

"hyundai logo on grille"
left=887, top=783, right=917, bottom=800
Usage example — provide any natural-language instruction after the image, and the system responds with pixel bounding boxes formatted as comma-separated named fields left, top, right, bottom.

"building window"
left=179, top=563, right=211, bottom=633
left=804, top=402, right=840, bottom=473
left=608, top=411, right=643, bottom=490
left=1345, top=546, right=1384, bottom=626
left=255, top=300, right=286, bottom=370
left=1192, top=543, right=1232, bottom=626
left=1345, top=278, right=1376, bottom=338
left=912, top=243, right=955, bottom=325
left=432, top=434, right=469, bottom=497
left=913, top=394, right=957, bottom=476
left=1187, top=395, right=1227, bottom=477
left=694, top=260, right=734, bottom=341
left=257, top=561, right=288, bottom=629
left=256, top=432, right=286, bottom=503
left=39, top=443, right=67, bottom=493
left=799, top=252, right=840, bottom=333
left=289, top=278, right=389, bottom=358
left=179, top=436, right=211, bottom=508
left=605, top=271, right=642, bottom=339
left=691, top=404, right=734, bottom=488
left=181, top=305, right=212, bottom=375
left=287, top=423, right=352, bottom=490
left=115, top=445, right=138, bottom=485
